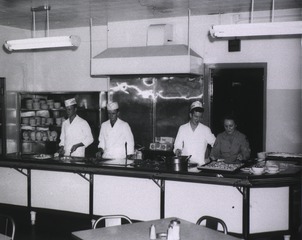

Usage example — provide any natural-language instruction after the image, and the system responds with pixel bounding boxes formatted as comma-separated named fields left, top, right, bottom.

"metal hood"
left=91, top=44, right=203, bottom=76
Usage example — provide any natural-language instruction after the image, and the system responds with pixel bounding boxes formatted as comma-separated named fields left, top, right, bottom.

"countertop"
left=0, top=153, right=301, bottom=187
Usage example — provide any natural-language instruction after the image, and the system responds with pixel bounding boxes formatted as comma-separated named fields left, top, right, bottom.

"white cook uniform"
left=98, top=118, right=134, bottom=159
left=173, top=122, right=216, bottom=166
left=59, top=115, right=94, bottom=157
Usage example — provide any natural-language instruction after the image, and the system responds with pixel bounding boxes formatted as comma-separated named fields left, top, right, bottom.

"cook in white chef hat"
left=107, top=102, right=119, bottom=111
left=190, top=101, right=204, bottom=112
left=64, top=98, right=77, bottom=107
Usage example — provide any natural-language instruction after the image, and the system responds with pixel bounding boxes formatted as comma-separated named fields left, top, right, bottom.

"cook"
left=57, top=98, right=94, bottom=157
left=173, top=101, right=216, bottom=166
left=96, top=102, right=134, bottom=159
left=210, top=114, right=251, bottom=162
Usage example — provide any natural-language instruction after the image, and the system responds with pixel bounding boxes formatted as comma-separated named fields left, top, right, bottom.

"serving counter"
left=0, top=153, right=300, bottom=239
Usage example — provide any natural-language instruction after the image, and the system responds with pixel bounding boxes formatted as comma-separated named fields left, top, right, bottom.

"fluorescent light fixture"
left=210, top=21, right=302, bottom=38
left=4, top=35, right=81, bottom=51
left=3, top=5, right=81, bottom=52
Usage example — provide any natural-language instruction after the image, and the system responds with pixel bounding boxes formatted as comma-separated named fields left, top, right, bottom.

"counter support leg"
left=160, top=180, right=165, bottom=219
left=27, top=169, right=36, bottom=225
left=242, top=187, right=250, bottom=240
left=89, top=174, right=94, bottom=220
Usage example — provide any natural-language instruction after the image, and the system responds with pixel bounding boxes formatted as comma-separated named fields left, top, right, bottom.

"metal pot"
left=167, top=155, right=191, bottom=172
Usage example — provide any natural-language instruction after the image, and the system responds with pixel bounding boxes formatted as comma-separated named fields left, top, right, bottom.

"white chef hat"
left=190, top=101, right=203, bottom=111
left=64, top=98, right=77, bottom=107
left=107, top=102, right=119, bottom=111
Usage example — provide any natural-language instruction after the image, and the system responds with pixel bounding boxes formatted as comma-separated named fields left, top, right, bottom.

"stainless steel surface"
left=110, top=76, right=203, bottom=149
left=170, top=155, right=191, bottom=164
left=97, top=158, right=134, bottom=166
left=91, top=45, right=203, bottom=76
left=0, top=0, right=300, bottom=30
left=167, top=155, right=191, bottom=172
left=6, top=92, right=20, bottom=154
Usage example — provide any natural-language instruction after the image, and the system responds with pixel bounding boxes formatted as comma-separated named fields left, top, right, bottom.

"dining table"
left=0, top=233, right=11, bottom=240
left=71, top=217, right=240, bottom=240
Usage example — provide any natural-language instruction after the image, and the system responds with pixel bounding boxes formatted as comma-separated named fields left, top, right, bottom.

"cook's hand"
left=70, top=143, right=84, bottom=155
left=175, top=149, right=182, bottom=156
left=96, top=151, right=102, bottom=159
left=96, top=148, right=104, bottom=159
left=58, top=146, right=65, bottom=157
left=70, top=145, right=77, bottom=154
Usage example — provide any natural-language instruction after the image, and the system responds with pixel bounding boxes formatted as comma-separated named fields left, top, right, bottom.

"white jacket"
left=59, top=115, right=94, bottom=157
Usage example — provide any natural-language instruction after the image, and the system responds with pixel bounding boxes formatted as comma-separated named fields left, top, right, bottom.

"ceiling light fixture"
left=210, top=0, right=302, bottom=38
left=210, top=21, right=302, bottom=38
left=4, top=6, right=81, bottom=52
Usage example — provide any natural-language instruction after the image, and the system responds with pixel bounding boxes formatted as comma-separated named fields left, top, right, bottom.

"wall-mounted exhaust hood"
left=91, top=44, right=203, bottom=76
left=91, top=24, right=203, bottom=76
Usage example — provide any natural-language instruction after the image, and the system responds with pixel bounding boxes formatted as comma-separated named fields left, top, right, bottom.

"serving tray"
left=197, top=161, right=245, bottom=173
left=266, top=152, right=302, bottom=160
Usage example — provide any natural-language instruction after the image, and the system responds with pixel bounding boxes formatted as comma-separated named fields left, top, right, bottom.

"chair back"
left=0, top=214, right=15, bottom=240
left=196, top=215, right=228, bottom=234
left=93, top=215, right=132, bottom=229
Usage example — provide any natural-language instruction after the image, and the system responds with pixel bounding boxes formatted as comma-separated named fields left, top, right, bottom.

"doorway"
left=205, top=64, right=266, bottom=158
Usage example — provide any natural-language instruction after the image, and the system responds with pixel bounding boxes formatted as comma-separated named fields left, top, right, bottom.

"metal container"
left=167, top=155, right=191, bottom=172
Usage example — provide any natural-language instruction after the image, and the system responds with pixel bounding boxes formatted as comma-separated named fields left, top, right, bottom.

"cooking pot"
left=167, top=155, right=191, bottom=172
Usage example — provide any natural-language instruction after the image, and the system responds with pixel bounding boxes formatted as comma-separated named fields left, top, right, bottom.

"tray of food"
left=197, top=160, right=245, bottom=173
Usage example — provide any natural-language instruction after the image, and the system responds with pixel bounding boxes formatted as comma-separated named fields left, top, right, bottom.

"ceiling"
left=0, top=0, right=301, bottom=30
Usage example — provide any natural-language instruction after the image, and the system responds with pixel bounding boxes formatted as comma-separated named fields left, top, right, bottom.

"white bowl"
left=251, top=166, right=265, bottom=175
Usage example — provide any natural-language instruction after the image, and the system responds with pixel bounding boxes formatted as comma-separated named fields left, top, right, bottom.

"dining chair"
left=196, top=215, right=228, bottom=234
left=0, top=214, right=16, bottom=240
left=92, top=215, right=132, bottom=229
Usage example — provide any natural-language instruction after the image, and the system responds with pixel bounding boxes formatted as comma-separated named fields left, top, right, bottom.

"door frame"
left=204, top=63, right=267, bottom=152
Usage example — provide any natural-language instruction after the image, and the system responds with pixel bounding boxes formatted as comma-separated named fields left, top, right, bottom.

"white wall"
left=0, top=26, right=33, bottom=91
left=105, top=11, right=302, bottom=153
left=0, top=25, right=109, bottom=92
left=0, top=9, right=301, bottom=152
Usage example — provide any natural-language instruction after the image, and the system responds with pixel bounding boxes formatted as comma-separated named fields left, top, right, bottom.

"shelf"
left=19, top=91, right=101, bottom=155
left=21, top=108, right=65, bottom=111
left=20, top=108, right=99, bottom=112
left=6, top=123, right=17, bottom=126
left=21, top=126, right=61, bottom=129
left=77, top=108, right=100, bottom=111
left=22, top=140, right=57, bottom=143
